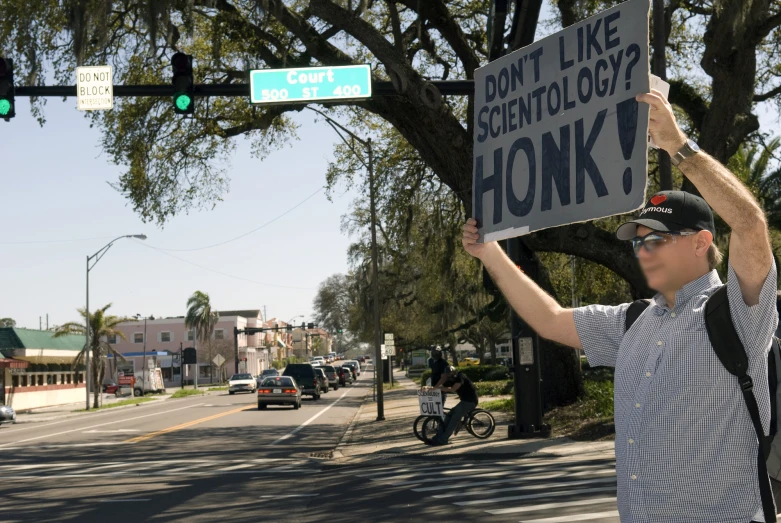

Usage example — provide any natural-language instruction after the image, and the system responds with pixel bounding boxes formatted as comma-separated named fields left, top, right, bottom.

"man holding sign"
left=463, top=81, right=778, bottom=520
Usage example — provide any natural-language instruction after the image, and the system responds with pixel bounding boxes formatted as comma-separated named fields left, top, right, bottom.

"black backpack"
left=625, top=285, right=781, bottom=522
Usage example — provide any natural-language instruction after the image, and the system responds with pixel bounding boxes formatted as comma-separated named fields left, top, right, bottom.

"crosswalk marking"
left=519, top=510, right=621, bottom=523
left=357, top=455, right=618, bottom=522
left=487, top=497, right=618, bottom=515
left=432, top=476, right=617, bottom=499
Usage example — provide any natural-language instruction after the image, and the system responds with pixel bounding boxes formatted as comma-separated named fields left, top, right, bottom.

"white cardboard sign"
left=418, top=389, right=444, bottom=419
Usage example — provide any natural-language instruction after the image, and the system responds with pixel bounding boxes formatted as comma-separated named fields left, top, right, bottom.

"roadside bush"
left=456, top=365, right=509, bottom=382
left=474, top=380, right=513, bottom=397
left=418, top=369, right=432, bottom=385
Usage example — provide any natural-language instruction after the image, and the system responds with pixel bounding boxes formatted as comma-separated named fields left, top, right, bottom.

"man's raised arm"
left=461, top=223, right=581, bottom=349
left=638, top=90, right=773, bottom=306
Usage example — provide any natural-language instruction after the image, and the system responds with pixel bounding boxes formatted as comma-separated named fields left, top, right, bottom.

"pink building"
left=111, top=310, right=270, bottom=386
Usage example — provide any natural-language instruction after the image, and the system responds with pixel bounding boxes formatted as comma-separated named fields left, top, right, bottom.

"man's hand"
left=462, top=218, right=500, bottom=260
left=636, top=89, right=687, bottom=156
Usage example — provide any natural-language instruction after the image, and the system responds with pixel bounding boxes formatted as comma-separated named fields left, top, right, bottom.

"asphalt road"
left=0, top=366, right=619, bottom=523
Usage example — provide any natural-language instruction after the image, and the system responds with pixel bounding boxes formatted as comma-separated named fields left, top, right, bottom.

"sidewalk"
left=334, top=368, right=615, bottom=462
left=13, top=385, right=223, bottom=424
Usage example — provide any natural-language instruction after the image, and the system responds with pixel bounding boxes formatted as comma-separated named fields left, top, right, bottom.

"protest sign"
left=418, top=389, right=445, bottom=419
left=473, top=0, right=650, bottom=242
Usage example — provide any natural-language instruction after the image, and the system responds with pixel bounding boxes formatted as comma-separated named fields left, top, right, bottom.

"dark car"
left=321, top=365, right=340, bottom=390
left=283, top=364, right=322, bottom=399
left=0, top=404, right=16, bottom=426
left=314, top=367, right=329, bottom=393
left=339, top=366, right=354, bottom=385
left=342, top=361, right=358, bottom=380
left=257, top=368, right=279, bottom=385
left=335, top=366, right=349, bottom=386
left=257, top=376, right=301, bottom=410
left=357, top=356, right=365, bottom=363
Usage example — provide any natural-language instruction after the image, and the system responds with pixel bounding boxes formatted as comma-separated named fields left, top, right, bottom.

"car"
left=357, top=356, right=365, bottom=363
left=228, top=373, right=257, bottom=395
left=260, top=368, right=279, bottom=379
left=283, top=363, right=322, bottom=399
left=462, top=357, right=481, bottom=367
left=335, top=366, right=350, bottom=386
left=343, top=360, right=361, bottom=376
left=342, top=362, right=358, bottom=381
left=0, top=404, right=16, bottom=426
left=314, top=367, right=329, bottom=393
left=102, top=378, right=118, bottom=393
left=257, top=376, right=302, bottom=410
left=312, top=356, right=325, bottom=366
left=321, top=365, right=340, bottom=390
left=337, top=366, right=353, bottom=385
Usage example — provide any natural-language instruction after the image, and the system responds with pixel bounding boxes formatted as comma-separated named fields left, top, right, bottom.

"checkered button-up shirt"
left=574, top=262, right=778, bottom=523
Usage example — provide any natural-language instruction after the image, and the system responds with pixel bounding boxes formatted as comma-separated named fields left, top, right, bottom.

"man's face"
left=432, top=350, right=441, bottom=359
left=634, top=225, right=709, bottom=293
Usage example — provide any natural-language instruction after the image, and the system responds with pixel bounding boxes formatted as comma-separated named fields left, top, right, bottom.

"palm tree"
left=185, top=291, right=219, bottom=380
left=54, top=304, right=128, bottom=408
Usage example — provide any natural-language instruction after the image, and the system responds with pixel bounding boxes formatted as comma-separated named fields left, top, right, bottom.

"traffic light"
left=307, top=323, right=315, bottom=329
left=171, top=52, right=194, bottom=115
left=0, top=58, right=15, bottom=120
left=337, top=328, right=343, bottom=334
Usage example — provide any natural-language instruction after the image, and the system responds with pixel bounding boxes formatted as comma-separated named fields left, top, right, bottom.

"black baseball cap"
left=616, top=190, right=716, bottom=240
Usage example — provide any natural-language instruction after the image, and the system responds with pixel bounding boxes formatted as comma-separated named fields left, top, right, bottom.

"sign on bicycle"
left=418, top=389, right=445, bottom=419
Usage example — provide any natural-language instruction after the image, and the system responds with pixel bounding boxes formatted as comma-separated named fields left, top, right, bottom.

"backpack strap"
left=705, top=285, right=777, bottom=522
left=625, top=299, right=651, bottom=333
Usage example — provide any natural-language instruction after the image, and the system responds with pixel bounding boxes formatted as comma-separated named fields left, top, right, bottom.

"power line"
left=148, top=187, right=324, bottom=252
left=137, top=242, right=316, bottom=290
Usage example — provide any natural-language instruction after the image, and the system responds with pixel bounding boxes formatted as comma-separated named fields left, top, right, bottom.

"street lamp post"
left=308, top=107, right=384, bottom=421
left=85, top=234, right=146, bottom=410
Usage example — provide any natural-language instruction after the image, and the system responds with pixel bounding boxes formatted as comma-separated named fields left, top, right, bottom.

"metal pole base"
left=507, top=423, right=551, bottom=439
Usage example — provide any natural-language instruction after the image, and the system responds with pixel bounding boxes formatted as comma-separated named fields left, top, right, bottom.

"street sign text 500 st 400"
left=250, top=64, right=372, bottom=105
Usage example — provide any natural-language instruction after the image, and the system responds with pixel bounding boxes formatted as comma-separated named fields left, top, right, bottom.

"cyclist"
left=429, top=366, right=478, bottom=446
left=425, top=347, right=449, bottom=406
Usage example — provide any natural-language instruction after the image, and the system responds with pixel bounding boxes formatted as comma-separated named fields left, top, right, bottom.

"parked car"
left=228, top=373, right=258, bottom=395
left=314, top=367, right=329, bottom=393
left=102, top=378, right=119, bottom=394
left=342, top=362, right=358, bottom=381
left=0, top=404, right=16, bottom=426
left=257, top=376, right=301, bottom=410
left=462, top=357, right=480, bottom=367
left=321, top=365, right=340, bottom=390
left=283, top=364, right=322, bottom=399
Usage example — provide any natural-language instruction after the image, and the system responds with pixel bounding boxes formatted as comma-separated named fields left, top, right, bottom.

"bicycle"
left=413, top=406, right=496, bottom=443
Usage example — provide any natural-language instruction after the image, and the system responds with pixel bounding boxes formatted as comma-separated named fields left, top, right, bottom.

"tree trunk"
left=92, top=353, right=101, bottom=409
left=489, top=339, right=497, bottom=365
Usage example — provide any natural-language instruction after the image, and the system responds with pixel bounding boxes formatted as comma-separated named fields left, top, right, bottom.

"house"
left=0, top=328, right=86, bottom=410
left=111, top=309, right=271, bottom=385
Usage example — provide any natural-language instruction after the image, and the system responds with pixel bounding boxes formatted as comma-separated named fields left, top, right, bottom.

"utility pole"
left=488, top=0, right=550, bottom=439
left=653, top=0, right=673, bottom=190
left=180, top=342, right=184, bottom=389
left=368, top=138, right=385, bottom=421
left=233, top=326, right=239, bottom=374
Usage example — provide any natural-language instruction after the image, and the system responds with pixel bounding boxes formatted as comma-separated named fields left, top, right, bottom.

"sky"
left=2, top=1, right=779, bottom=331
left=2, top=97, right=359, bottom=330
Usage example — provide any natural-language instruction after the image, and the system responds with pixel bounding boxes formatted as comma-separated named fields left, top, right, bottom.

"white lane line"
left=1, top=462, right=81, bottom=471
left=455, top=486, right=617, bottom=506
left=487, top=497, right=617, bottom=515
left=82, top=429, right=140, bottom=433
left=433, top=476, right=617, bottom=499
left=260, top=494, right=319, bottom=498
left=519, top=510, right=620, bottom=523
left=394, top=463, right=612, bottom=488
left=98, top=499, right=151, bottom=503
left=0, top=403, right=205, bottom=449
left=269, top=388, right=351, bottom=446
left=218, top=463, right=262, bottom=472
left=412, top=469, right=615, bottom=492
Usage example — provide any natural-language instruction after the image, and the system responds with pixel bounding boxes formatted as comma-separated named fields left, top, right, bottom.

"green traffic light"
left=0, top=99, right=10, bottom=116
left=174, top=93, right=192, bottom=111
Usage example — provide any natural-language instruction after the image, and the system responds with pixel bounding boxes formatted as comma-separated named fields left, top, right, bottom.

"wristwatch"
left=671, top=139, right=700, bottom=166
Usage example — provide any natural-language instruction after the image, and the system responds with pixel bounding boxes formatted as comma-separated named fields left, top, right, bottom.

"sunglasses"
left=630, top=231, right=697, bottom=256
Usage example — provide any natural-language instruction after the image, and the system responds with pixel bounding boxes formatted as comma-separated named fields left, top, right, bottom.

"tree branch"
left=754, top=84, right=781, bottom=103
left=749, top=11, right=781, bottom=47
left=395, top=0, right=481, bottom=77
left=668, top=79, right=708, bottom=134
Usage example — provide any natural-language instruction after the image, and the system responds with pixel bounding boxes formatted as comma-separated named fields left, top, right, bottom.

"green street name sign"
left=250, top=64, right=372, bottom=104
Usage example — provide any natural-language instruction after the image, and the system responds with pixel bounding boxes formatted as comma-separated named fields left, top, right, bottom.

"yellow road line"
left=124, top=404, right=254, bottom=443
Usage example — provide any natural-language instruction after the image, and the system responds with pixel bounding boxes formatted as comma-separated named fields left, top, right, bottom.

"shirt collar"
left=653, top=269, right=722, bottom=309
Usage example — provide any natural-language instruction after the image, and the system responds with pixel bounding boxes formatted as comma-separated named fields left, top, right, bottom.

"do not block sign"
left=473, top=0, right=650, bottom=242
left=418, top=389, right=445, bottom=419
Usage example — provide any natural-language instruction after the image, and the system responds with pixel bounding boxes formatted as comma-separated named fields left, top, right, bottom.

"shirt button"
left=628, top=438, right=635, bottom=444
left=646, top=372, right=652, bottom=377
left=635, top=403, right=641, bottom=408
left=657, top=341, right=663, bottom=346
left=631, top=474, right=637, bottom=480
left=670, top=312, right=676, bottom=318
